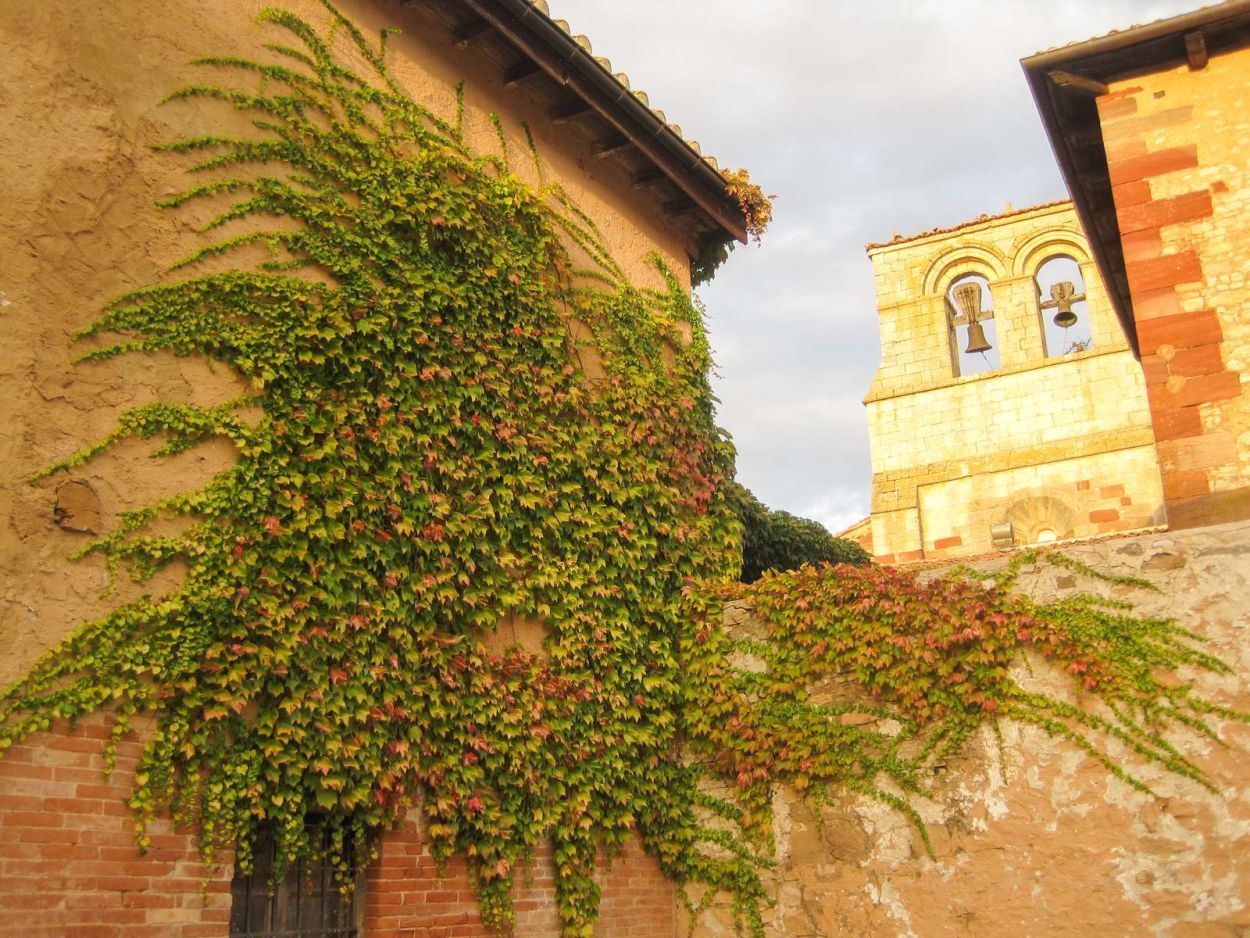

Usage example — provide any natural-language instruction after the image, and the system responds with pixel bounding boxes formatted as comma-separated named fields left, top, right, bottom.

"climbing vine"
left=0, top=6, right=1244, bottom=938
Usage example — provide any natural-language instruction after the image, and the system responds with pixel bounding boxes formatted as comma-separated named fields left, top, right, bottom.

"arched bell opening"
left=1035, top=255, right=1094, bottom=357
left=945, top=273, right=1000, bottom=377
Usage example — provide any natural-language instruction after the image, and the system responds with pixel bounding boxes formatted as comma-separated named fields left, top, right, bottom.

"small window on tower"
left=946, top=273, right=999, bottom=376
left=229, top=822, right=360, bottom=938
left=1036, top=256, right=1093, bottom=357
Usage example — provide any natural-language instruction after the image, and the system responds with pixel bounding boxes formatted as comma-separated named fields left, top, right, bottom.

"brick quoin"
left=0, top=716, right=677, bottom=937
left=1141, top=355, right=1170, bottom=387
left=1152, top=405, right=1204, bottom=441
left=1131, top=287, right=1180, bottom=322
left=1116, top=189, right=1213, bottom=234
left=1149, top=371, right=1242, bottom=410
left=1111, top=179, right=1153, bottom=209
left=1125, top=250, right=1203, bottom=295
left=1137, top=309, right=1223, bottom=355
left=1096, top=93, right=1139, bottom=121
left=1167, top=343, right=1227, bottom=378
left=1121, top=229, right=1163, bottom=265
left=1100, top=105, right=1195, bottom=143
left=1162, top=470, right=1210, bottom=501
left=1108, top=145, right=1199, bottom=186
left=1104, top=136, right=1148, bottom=163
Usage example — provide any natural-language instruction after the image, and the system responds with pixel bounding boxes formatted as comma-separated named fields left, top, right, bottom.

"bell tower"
left=861, top=200, right=1165, bottom=562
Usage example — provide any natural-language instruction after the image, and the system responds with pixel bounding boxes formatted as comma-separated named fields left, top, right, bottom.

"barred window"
left=229, top=824, right=360, bottom=938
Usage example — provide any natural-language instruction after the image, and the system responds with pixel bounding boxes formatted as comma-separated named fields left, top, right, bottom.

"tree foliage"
left=728, top=481, right=869, bottom=582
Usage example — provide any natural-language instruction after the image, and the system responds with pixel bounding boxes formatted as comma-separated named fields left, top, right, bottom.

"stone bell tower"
left=863, top=200, right=1165, bottom=562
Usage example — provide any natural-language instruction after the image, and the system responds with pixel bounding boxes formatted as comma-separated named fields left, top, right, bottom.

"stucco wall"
left=1099, top=49, right=1250, bottom=528
left=0, top=0, right=699, bottom=689
left=691, top=519, right=1250, bottom=937
left=864, top=202, right=1163, bottom=561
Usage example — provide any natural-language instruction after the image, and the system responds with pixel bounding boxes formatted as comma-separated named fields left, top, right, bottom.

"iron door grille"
left=229, top=824, right=359, bottom=938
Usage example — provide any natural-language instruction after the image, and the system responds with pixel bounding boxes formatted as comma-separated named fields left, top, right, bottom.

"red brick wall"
left=0, top=715, right=231, bottom=937
left=0, top=716, right=676, bottom=937
left=364, top=821, right=675, bottom=937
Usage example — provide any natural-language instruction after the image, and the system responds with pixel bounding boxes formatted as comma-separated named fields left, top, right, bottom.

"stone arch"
left=1021, top=233, right=1096, bottom=357
left=1001, top=489, right=1076, bottom=546
left=922, top=244, right=1007, bottom=297
left=1011, top=228, right=1091, bottom=278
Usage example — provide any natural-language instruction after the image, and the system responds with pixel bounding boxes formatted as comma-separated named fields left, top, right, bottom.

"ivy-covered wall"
left=0, top=0, right=697, bottom=691
left=2, top=3, right=1247, bottom=938
left=694, top=522, right=1250, bottom=937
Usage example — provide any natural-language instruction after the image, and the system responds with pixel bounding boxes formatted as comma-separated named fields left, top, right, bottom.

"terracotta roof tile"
left=1028, top=1, right=1233, bottom=58
left=528, top=0, right=721, bottom=171
left=865, top=198, right=1072, bottom=251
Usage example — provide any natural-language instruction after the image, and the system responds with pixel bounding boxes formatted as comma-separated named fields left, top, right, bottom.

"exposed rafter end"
left=592, top=134, right=632, bottom=158
left=1049, top=70, right=1110, bottom=95
left=630, top=168, right=665, bottom=190
left=1185, top=30, right=1209, bottom=70
left=549, top=99, right=593, bottom=124
left=503, top=60, right=542, bottom=88
left=663, top=197, right=696, bottom=216
left=452, top=17, right=493, bottom=47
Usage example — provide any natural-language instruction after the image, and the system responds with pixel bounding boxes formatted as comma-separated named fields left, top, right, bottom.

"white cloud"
left=547, top=0, right=1199, bottom=522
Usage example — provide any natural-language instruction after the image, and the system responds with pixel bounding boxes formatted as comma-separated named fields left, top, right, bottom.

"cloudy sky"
left=545, top=0, right=1199, bottom=534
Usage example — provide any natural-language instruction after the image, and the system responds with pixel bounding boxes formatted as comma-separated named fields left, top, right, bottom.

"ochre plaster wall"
left=691, top=519, right=1250, bottom=938
left=0, top=0, right=697, bottom=690
left=1098, top=50, right=1250, bottom=528
left=864, top=202, right=1163, bottom=561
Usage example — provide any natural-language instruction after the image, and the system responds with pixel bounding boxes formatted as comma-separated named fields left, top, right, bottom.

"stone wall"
left=1099, top=51, right=1250, bottom=528
left=692, top=519, right=1250, bottom=937
left=864, top=202, right=1164, bottom=562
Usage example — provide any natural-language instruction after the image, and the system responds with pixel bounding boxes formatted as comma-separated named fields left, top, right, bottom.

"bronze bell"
left=1047, top=281, right=1082, bottom=329
left=964, top=321, right=992, bottom=355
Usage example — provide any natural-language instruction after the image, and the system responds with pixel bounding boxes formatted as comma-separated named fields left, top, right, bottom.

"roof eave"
left=1021, top=1, right=1250, bottom=358
left=1020, top=61, right=1139, bottom=354
left=464, top=0, right=749, bottom=244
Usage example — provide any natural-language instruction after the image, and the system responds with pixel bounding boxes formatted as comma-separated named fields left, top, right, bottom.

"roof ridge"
left=865, top=198, right=1073, bottom=251
left=1025, top=0, right=1244, bottom=61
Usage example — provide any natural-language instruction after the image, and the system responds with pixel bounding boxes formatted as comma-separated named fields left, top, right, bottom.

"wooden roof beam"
left=1185, top=30, right=1209, bottom=70
left=502, top=59, right=542, bottom=88
left=592, top=133, right=632, bottom=158
left=1049, top=70, right=1109, bottom=95
left=452, top=17, right=493, bottom=47
left=630, top=168, right=665, bottom=189
left=549, top=99, right=594, bottom=124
